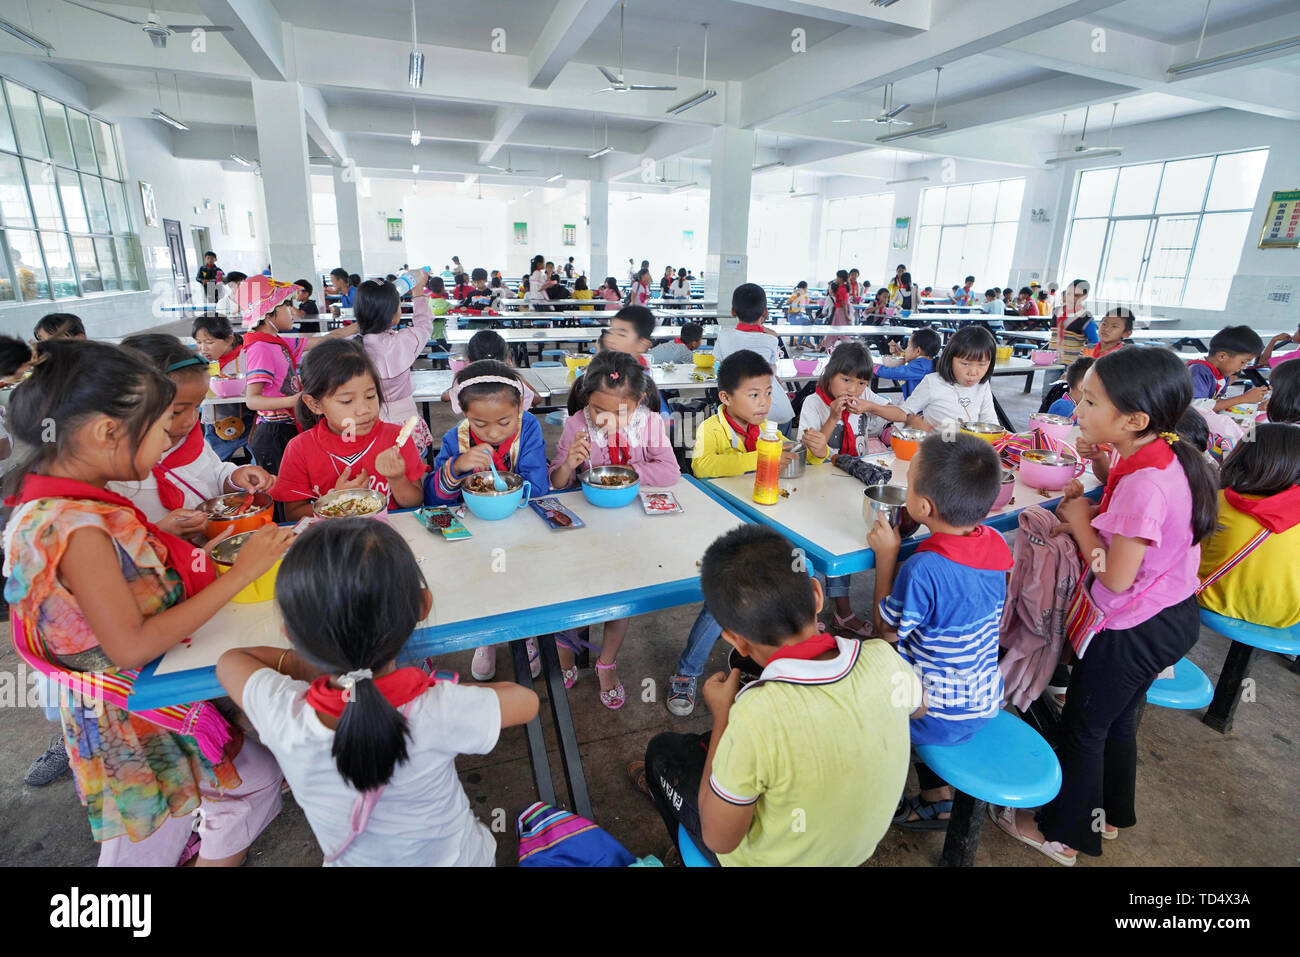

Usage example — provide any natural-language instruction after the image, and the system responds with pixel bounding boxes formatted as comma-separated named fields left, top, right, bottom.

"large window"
left=1059, top=149, right=1267, bottom=310
left=912, top=178, right=1024, bottom=291
left=819, top=192, right=895, bottom=284
left=0, top=77, right=142, bottom=304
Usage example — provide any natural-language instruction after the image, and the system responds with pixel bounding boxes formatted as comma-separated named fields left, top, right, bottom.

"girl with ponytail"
left=995, top=346, right=1217, bottom=865
left=217, top=518, right=538, bottom=865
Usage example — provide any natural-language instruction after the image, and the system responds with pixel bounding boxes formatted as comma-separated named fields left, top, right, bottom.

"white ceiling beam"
left=601, top=122, right=714, bottom=181
left=302, top=86, right=348, bottom=164
left=478, top=107, right=528, bottom=165
left=194, top=0, right=287, bottom=80
left=727, top=0, right=931, bottom=33
left=739, top=0, right=1124, bottom=128
left=1171, top=68, right=1300, bottom=121
left=996, top=19, right=1171, bottom=86
left=528, top=0, right=620, bottom=89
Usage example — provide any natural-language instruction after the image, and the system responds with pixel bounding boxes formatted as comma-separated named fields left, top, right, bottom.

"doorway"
left=192, top=226, right=213, bottom=302
left=163, top=218, right=191, bottom=304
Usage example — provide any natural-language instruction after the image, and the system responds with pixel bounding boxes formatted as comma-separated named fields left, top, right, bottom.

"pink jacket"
left=360, top=294, right=435, bottom=451
left=548, top=405, right=680, bottom=489
left=998, top=505, right=1083, bottom=710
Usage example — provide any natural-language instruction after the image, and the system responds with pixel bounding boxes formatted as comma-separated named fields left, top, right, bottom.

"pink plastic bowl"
left=792, top=358, right=819, bottom=375
left=1030, top=349, right=1057, bottom=366
left=449, top=356, right=468, bottom=374
left=1019, top=449, right=1085, bottom=491
left=989, top=468, right=1016, bottom=512
left=210, top=376, right=245, bottom=398
left=1029, top=412, right=1074, bottom=445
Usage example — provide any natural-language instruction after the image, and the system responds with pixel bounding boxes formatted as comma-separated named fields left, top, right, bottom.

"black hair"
left=1067, top=277, right=1089, bottom=296
left=1065, top=356, right=1094, bottom=391
left=717, top=349, right=773, bottom=395
left=1219, top=423, right=1300, bottom=496
left=1267, top=359, right=1300, bottom=424
left=899, top=272, right=912, bottom=287
left=385, top=273, right=398, bottom=283
left=1175, top=407, right=1209, bottom=454
left=275, top=518, right=428, bottom=791
left=984, top=288, right=997, bottom=299
left=796, top=281, right=808, bottom=290
left=3, top=340, right=175, bottom=497
left=120, top=333, right=208, bottom=382
left=295, top=278, right=313, bottom=297
left=612, top=305, right=655, bottom=342
left=33, top=312, right=85, bottom=340
left=456, top=359, right=522, bottom=411
left=1019, top=286, right=1032, bottom=297
left=530, top=254, right=545, bottom=271
left=225, top=271, right=247, bottom=284
left=817, top=342, right=875, bottom=394
left=574, top=275, right=589, bottom=292
left=910, top=327, right=942, bottom=359
left=677, top=268, right=687, bottom=279
left=574, top=350, right=661, bottom=414
left=191, top=313, right=239, bottom=346
left=835, top=269, right=849, bottom=282
left=466, top=330, right=507, bottom=363
left=700, top=525, right=817, bottom=646
left=679, top=322, right=704, bottom=345
left=428, top=275, right=447, bottom=296
left=1091, top=347, right=1218, bottom=542
left=349, top=274, right=362, bottom=287
left=330, top=268, right=349, bottom=283
left=1208, top=325, right=1264, bottom=359
left=935, top=325, right=996, bottom=384
left=0, top=335, right=33, bottom=378
left=295, top=338, right=384, bottom=430
left=731, top=283, right=768, bottom=324
left=910, top=433, right=1002, bottom=526
left=603, top=276, right=620, bottom=294
left=203, top=250, right=216, bottom=258
left=1104, top=306, right=1135, bottom=334
left=353, top=279, right=401, bottom=336
left=471, top=267, right=487, bottom=281
left=965, top=275, right=975, bottom=284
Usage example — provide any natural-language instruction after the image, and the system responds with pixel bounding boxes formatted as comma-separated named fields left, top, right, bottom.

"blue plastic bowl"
left=580, top=465, right=640, bottom=509
left=461, top=472, right=531, bottom=520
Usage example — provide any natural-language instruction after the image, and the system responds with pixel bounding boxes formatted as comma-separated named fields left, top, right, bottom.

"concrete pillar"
left=587, top=179, right=609, bottom=282
left=705, top=125, right=755, bottom=321
left=250, top=79, right=315, bottom=282
left=333, top=164, right=364, bottom=275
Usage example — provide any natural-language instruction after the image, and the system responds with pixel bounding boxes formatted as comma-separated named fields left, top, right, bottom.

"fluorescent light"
left=587, top=145, right=614, bottom=159
left=408, top=50, right=425, bottom=88
left=412, top=163, right=420, bottom=173
left=752, top=160, right=786, bottom=172
left=230, top=153, right=253, bottom=167
left=410, top=129, right=421, bottom=146
left=1044, top=148, right=1122, bottom=165
left=625, top=195, right=642, bottom=202
left=872, top=0, right=901, bottom=5
left=886, top=175, right=929, bottom=185
left=665, top=89, right=716, bottom=116
left=877, top=121, right=947, bottom=143
left=546, top=172, right=564, bottom=183
left=0, top=16, right=54, bottom=52
left=151, top=109, right=189, bottom=132
left=522, top=190, right=534, bottom=198
left=670, top=181, right=698, bottom=194
left=1167, top=34, right=1300, bottom=75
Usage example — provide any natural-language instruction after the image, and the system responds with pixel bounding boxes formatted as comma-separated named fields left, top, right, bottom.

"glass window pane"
left=1144, top=215, right=1199, bottom=306
left=1205, top=149, right=1269, bottom=211
left=0, top=236, right=15, bottom=300
left=936, top=225, right=966, bottom=284
left=920, top=187, right=945, bottom=225
left=962, top=223, right=993, bottom=280
left=912, top=225, right=940, bottom=287
left=1100, top=219, right=1150, bottom=303
left=969, top=182, right=999, bottom=223
left=94, top=237, right=120, bottom=291
left=1185, top=211, right=1251, bottom=310
left=40, top=231, right=76, bottom=298
left=67, top=109, right=97, bottom=172
left=25, top=159, right=62, bottom=229
left=943, top=185, right=971, bottom=225
left=1074, top=168, right=1117, bottom=218
left=81, top=173, right=110, bottom=232
left=0, top=92, right=15, bottom=153
left=7, top=230, right=49, bottom=299
left=115, top=237, right=142, bottom=290
left=996, top=178, right=1025, bottom=223
left=1111, top=163, right=1161, bottom=216
left=57, top=167, right=87, bottom=231
left=40, top=97, right=74, bottom=167
left=92, top=119, right=119, bottom=179
left=987, top=222, right=1018, bottom=287
left=103, top=179, right=129, bottom=233
left=71, top=235, right=103, bottom=292
left=1062, top=219, right=1107, bottom=287
left=6, top=82, right=47, bottom=159
left=1155, top=157, right=1212, bottom=215
left=0, top=151, right=33, bottom=227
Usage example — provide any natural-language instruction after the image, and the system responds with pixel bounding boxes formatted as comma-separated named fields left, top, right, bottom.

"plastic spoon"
left=485, top=449, right=507, bottom=491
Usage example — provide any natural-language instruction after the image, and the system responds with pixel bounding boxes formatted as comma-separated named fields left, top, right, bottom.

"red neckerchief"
left=673, top=337, right=684, bottom=344
left=154, top=423, right=207, bottom=512
left=1186, top=358, right=1227, bottom=392
left=469, top=428, right=518, bottom=473
left=722, top=409, right=760, bottom=452
left=1098, top=438, right=1174, bottom=514
left=1092, top=340, right=1125, bottom=358
left=916, top=524, right=1013, bottom=570
left=1225, top=485, right=1300, bottom=534
left=815, top=385, right=857, bottom=456
left=637, top=354, right=649, bottom=368
left=735, top=323, right=766, bottom=333
left=9, top=474, right=215, bottom=597
left=216, top=342, right=243, bottom=373
left=305, top=667, right=449, bottom=718
left=766, top=631, right=837, bottom=665
left=243, top=329, right=293, bottom=354
left=608, top=431, right=630, bottom=466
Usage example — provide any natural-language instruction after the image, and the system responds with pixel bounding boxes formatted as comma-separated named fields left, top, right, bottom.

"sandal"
left=525, top=637, right=541, bottom=679
left=594, top=659, right=625, bottom=711
left=627, top=760, right=650, bottom=798
left=893, top=794, right=953, bottom=831
left=989, top=805, right=1076, bottom=866
left=561, top=665, right=579, bottom=689
left=833, top=612, right=876, bottom=639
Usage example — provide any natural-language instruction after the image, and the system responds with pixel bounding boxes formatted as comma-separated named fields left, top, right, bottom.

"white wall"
left=749, top=192, right=818, bottom=286
left=607, top=191, right=709, bottom=284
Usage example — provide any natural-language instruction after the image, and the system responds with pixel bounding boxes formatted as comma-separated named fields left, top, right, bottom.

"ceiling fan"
left=595, top=3, right=677, bottom=94
left=483, top=152, right=538, bottom=175
left=833, top=83, right=912, bottom=126
left=62, top=0, right=233, bottom=48
left=1045, top=103, right=1123, bottom=165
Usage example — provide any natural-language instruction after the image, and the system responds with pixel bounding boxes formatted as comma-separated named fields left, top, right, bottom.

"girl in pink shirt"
left=599, top=277, right=622, bottom=306
left=996, top=347, right=1218, bottom=864
left=353, top=273, right=436, bottom=456
left=547, top=352, right=678, bottom=710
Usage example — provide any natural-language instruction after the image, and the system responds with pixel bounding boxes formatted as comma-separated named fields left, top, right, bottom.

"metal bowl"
left=200, top=491, right=274, bottom=540
left=580, top=464, right=640, bottom=508
left=312, top=487, right=387, bottom=518
left=862, top=483, right=920, bottom=537
left=960, top=420, right=1007, bottom=443
left=1021, top=449, right=1077, bottom=468
left=780, top=441, right=806, bottom=478
left=463, top=471, right=527, bottom=497
left=210, top=529, right=257, bottom=567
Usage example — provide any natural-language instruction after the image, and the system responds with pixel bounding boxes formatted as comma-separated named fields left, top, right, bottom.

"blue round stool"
left=677, top=824, right=715, bottom=868
left=1145, top=657, right=1213, bottom=710
left=1198, top=607, right=1300, bottom=733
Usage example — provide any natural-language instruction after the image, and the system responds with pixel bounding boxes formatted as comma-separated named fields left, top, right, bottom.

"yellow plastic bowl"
left=216, top=559, right=280, bottom=603
left=995, top=345, right=1013, bottom=363
left=693, top=351, right=715, bottom=369
left=960, top=421, right=1007, bottom=444
left=563, top=353, right=593, bottom=371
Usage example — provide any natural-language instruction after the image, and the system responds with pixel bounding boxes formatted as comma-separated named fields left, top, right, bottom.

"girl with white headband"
left=426, top=359, right=550, bottom=681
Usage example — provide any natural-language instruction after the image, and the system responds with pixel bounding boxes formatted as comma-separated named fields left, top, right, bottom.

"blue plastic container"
left=580, top=465, right=640, bottom=509
left=461, top=472, right=532, bottom=520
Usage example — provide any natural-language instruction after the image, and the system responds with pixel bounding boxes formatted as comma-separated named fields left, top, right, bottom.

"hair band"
left=450, top=374, right=523, bottom=405
left=1159, top=431, right=1180, bottom=445
left=166, top=356, right=210, bottom=373
left=337, top=668, right=373, bottom=703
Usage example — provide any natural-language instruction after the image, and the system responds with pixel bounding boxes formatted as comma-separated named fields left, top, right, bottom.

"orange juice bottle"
left=753, top=421, right=782, bottom=505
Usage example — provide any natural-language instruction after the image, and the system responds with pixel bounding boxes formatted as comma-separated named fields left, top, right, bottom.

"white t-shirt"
left=901, top=372, right=996, bottom=428
left=798, top=386, right=893, bottom=447
left=242, top=669, right=501, bottom=867
left=713, top=327, right=793, bottom=424
left=670, top=279, right=691, bottom=299
left=527, top=269, right=549, bottom=301
left=108, top=435, right=240, bottom=522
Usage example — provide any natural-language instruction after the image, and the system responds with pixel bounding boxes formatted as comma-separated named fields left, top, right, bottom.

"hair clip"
left=1159, top=431, right=1180, bottom=445
left=609, top=371, right=620, bottom=381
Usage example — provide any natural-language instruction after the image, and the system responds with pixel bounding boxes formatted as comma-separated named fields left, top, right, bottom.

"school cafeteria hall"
left=0, top=0, right=1296, bottom=889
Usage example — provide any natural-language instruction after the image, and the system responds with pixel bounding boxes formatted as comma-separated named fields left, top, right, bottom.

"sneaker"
left=471, top=646, right=496, bottom=681
left=24, top=733, right=71, bottom=787
left=666, top=674, right=697, bottom=716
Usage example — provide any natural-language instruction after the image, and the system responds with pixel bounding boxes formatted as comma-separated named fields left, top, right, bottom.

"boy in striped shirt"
left=869, top=433, right=1013, bottom=829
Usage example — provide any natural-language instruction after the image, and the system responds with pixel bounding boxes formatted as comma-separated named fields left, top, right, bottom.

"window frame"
left=912, top=176, right=1026, bottom=291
